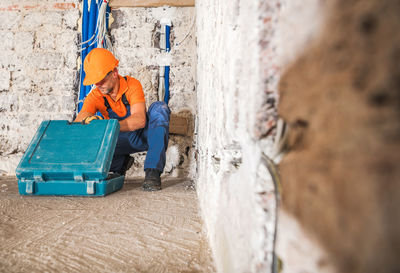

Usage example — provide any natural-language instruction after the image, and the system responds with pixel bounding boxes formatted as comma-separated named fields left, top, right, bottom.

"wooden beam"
left=109, top=0, right=195, bottom=8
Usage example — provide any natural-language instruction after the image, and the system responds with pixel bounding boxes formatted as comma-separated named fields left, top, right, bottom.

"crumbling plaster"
left=195, top=0, right=333, bottom=272
left=196, top=0, right=279, bottom=271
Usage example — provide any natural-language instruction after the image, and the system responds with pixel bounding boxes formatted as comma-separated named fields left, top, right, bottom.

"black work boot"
left=143, top=169, right=161, bottom=191
left=118, top=156, right=135, bottom=176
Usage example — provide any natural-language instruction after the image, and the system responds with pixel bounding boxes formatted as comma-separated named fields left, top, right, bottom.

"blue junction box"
left=16, top=120, right=124, bottom=196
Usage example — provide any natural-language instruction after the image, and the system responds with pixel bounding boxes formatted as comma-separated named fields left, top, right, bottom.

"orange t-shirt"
left=81, top=75, right=145, bottom=119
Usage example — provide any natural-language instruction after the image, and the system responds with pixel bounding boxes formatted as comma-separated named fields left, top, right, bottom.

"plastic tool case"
left=16, top=120, right=124, bottom=196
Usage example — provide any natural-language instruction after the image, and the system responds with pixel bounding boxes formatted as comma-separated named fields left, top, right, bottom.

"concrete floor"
left=0, top=177, right=215, bottom=273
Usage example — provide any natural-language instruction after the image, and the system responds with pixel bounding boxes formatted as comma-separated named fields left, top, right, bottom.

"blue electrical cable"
left=164, top=66, right=170, bottom=105
left=78, top=0, right=89, bottom=112
left=85, top=0, right=98, bottom=99
left=164, top=25, right=171, bottom=104
left=166, top=25, right=171, bottom=52
left=78, top=0, right=112, bottom=116
left=105, top=4, right=111, bottom=48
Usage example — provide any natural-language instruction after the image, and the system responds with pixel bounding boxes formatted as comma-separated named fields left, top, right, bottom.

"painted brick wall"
left=0, top=1, right=79, bottom=174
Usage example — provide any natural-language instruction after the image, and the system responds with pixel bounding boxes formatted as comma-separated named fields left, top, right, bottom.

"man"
left=75, top=48, right=170, bottom=191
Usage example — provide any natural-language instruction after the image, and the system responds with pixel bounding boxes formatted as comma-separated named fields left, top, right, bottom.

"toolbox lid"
left=16, top=120, right=120, bottom=182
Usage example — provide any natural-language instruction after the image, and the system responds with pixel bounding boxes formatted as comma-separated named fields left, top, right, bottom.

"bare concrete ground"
left=0, top=177, right=215, bottom=273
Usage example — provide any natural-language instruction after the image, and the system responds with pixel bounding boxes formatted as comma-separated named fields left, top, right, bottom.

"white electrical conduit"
left=156, top=14, right=195, bottom=101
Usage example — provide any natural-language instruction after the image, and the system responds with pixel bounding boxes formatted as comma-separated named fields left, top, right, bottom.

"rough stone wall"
left=0, top=1, right=79, bottom=175
left=110, top=7, right=196, bottom=178
left=278, top=0, right=400, bottom=272
left=196, top=0, right=280, bottom=272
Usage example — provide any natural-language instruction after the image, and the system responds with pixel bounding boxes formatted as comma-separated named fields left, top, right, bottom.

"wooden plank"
left=109, top=0, right=195, bottom=7
left=169, top=114, right=189, bottom=135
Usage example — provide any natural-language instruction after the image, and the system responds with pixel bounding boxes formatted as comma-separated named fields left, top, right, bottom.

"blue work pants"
left=109, top=101, right=171, bottom=173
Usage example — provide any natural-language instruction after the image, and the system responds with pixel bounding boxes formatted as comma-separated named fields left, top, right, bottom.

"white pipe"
left=158, top=66, right=165, bottom=102
left=158, top=18, right=171, bottom=101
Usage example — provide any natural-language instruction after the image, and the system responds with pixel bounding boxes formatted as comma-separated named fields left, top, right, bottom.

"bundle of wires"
left=77, top=0, right=112, bottom=115
left=79, top=0, right=113, bottom=52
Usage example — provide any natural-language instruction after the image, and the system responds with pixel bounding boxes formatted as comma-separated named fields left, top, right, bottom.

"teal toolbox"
left=16, top=119, right=124, bottom=196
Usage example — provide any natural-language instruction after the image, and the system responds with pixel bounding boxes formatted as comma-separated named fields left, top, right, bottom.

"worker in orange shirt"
left=75, top=48, right=170, bottom=191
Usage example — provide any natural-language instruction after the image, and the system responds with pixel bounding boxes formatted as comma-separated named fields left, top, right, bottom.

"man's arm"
left=119, top=102, right=146, bottom=132
left=74, top=111, right=94, bottom=123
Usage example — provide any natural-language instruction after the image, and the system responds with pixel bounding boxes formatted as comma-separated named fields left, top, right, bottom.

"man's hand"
left=81, top=115, right=103, bottom=125
left=74, top=111, right=95, bottom=123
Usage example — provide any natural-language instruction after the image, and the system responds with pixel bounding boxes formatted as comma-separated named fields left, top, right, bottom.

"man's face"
left=95, top=70, right=116, bottom=95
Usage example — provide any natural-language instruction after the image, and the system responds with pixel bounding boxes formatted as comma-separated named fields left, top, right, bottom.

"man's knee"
left=148, top=101, right=170, bottom=128
left=149, top=101, right=170, bottom=116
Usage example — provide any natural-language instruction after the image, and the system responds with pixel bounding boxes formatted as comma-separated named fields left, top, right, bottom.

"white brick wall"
left=0, top=2, right=196, bottom=179
left=0, top=12, right=21, bottom=30
left=111, top=7, right=196, bottom=178
left=0, top=31, right=14, bottom=51
left=15, top=32, right=34, bottom=53
left=0, top=1, right=79, bottom=173
left=0, top=70, right=10, bottom=91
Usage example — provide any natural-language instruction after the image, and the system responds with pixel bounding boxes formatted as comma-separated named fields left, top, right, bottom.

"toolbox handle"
left=66, top=121, right=81, bottom=125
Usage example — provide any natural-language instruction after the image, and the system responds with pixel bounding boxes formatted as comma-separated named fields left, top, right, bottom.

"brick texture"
left=0, top=0, right=79, bottom=167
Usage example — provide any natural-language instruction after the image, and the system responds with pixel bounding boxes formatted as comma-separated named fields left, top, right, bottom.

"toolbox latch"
left=86, top=180, right=98, bottom=195
left=74, top=173, right=84, bottom=182
left=26, top=180, right=34, bottom=194
left=34, top=173, right=43, bottom=182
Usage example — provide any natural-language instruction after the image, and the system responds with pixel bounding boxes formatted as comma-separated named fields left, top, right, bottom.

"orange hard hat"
left=83, top=48, right=119, bottom=85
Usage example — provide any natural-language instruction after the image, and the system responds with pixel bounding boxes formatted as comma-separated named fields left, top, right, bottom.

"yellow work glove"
left=81, top=115, right=103, bottom=125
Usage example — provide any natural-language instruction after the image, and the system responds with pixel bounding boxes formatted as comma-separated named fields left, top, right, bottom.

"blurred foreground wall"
left=278, top=0, right=400, bottom=272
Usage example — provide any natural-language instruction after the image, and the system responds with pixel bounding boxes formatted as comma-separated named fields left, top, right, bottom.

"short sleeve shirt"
left=81, top=75, right=145, bottom=119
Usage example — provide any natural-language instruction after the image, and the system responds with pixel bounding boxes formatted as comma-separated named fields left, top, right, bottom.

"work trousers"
left=109, top=101, right=171, bottom=173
